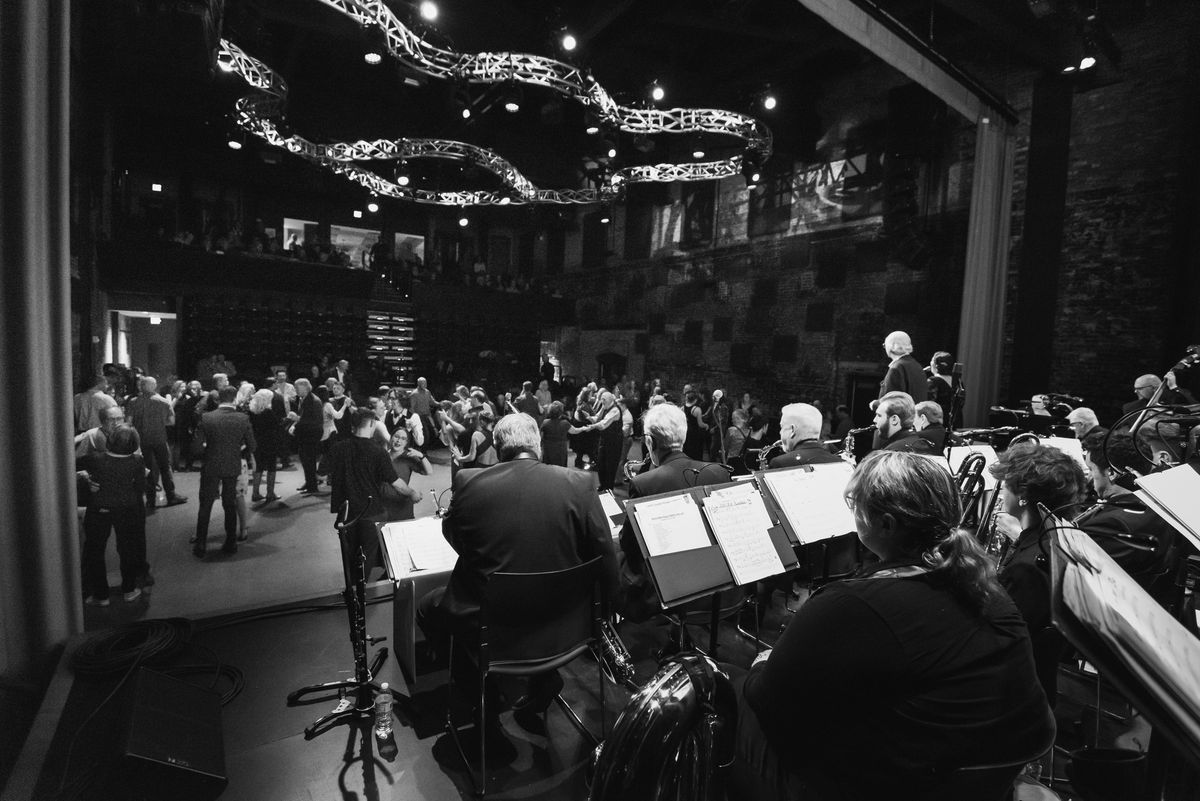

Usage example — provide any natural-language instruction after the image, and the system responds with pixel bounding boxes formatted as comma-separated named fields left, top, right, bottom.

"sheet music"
left=1136, top=466, right=1200, bottom=552
left=1043, top=436, right=1089, bottom=473
left=1058, top=526, right=1200, bottom=723
left=708, top=481, right=757, bottom=500
left=598, top=490, right=625, bottom=539
left=633, top=493, right=711, bottom=557
left=947, top=445, right=999, bottom=489
left=761, top=463, right=856, bottom=544
left=701, top=491, right=785, bottom=584
left=379, top=517, right=459, bottom=577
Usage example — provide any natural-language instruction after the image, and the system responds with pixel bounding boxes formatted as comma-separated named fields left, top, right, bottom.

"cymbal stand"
left=287, top=501, right=389, bottom=739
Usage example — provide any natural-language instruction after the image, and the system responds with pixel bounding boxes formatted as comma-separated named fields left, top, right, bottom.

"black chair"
left=445, top=556, right=606, bottom=797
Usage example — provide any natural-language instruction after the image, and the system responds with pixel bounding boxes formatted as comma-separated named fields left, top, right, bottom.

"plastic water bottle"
left=373, top=682, right=393, bottom=738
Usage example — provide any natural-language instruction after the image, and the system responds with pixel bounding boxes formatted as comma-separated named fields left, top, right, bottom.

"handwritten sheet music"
left=702, top=491, right=784, bottom=584
left=1136, top=466, right=1200, bottom=553
left=947, top=446, right=999, bottom=489
left=1058, top=525, right=1200, bottom=726
left=1043, top=436, right=1089, bottom=474
left=761, top=463, right=856, bottom=545
left=708, top=482, right=757, bottom=500
left=633, top=493, right=711, bottom=557
left=380, top=517, right=459, bottom=576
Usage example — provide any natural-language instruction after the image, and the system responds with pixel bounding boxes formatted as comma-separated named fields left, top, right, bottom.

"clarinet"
left=336, top=501, right=373, bottom=685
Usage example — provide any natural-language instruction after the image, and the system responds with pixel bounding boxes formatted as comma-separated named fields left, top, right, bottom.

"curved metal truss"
left=219, top=0, right=772, bottom=206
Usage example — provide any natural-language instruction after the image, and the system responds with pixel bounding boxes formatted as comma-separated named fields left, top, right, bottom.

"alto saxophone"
left=622, top=456, right=650, bottom=483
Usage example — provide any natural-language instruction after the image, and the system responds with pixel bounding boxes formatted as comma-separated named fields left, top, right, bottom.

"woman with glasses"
left=728, top=451, right=1054, bottom=801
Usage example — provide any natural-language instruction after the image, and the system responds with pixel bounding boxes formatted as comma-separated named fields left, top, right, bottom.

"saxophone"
left=756, top=440, right=785, bottom=471
left=840, top=426, right=875, bottom=466
left=980, top=432, right=1040, bottom=560
left=623, top=456, right=650, bottom=483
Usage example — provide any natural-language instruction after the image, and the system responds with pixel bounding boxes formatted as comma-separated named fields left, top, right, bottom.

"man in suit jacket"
left=914, top=401, right=948, bottom=452
left=874, top=392, right=937, bottom=454
left=419, top=412, right=618, bottom=722
left=768, top=402, right=843, bottom=469
left=324, top=359, right=354, bottom=398
left=194, top=386, right=255, bottom=557
left=618, top=403, right=729, bottom=621
left=878, top=331, right=927, bottom=400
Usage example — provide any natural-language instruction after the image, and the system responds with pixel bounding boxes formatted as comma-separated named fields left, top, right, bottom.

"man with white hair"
left=878, top=330, right=927, bottom=401
left=418, top=412, right=618, bottom=737
left=768, top=402, right=843, bottom=469
left=126, top=376, right=187, bottom=510
left=1066, top=407, right=1101, bottom=441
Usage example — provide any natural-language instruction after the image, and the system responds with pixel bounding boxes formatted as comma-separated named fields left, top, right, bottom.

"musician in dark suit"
left=767, top=402, right=842, bottom=469
left=419, top=413, right=618, bottom=725
left=874, top=392, right=937, bottom=454
left=878, top=330, right=927, bottom=400
left=194, top=386, right=255, bottom=557
left=618, top=403, right=727, bottom=621
left=913, top=400, right=948, bottom=451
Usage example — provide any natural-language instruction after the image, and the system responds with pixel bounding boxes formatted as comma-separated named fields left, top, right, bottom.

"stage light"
left=395, top=163, right=411, bottom=186
left=458, top=215, right=469, bottom=227
left=607, top=147, right=617, bottom=159
left=364, top=51, right=382, bottom=65
left=585, top=124, right=600, bottom=135
left=1079, top=55, right=1096, bottom=70
left=502, top=83, right=521, bottom=113
left=367, top=202, right=379, bottom=213
left=498, top=196, right=511, bottom=205
left=227, top=138, right=243, bottom=150
left=692, top=139, right=705, bottom=159
left=353, top=210, right=363, bottom=218
left=600, top=214, right=610, bottom=224
left=561, top=33, right=577, bottom=52
left=419, top=1, right=438, bottom=21
left=1061, top=64, right=1076, bottom=73
left=762, top=93, right=777, bottom=111
left=461, top=106, right=471, bottom=119
left=151, top=183, right=163, bottom=192
left=217, top=52, right=235, bottom=72
left=504, top=99, right=520, bottom=113
left=650, top=82, right=665, bottom=103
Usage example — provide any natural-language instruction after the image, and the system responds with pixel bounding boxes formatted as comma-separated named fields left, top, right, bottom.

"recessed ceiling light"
left=458, top=216, right=469, bottom=227
left=364, top=51, right=382, bottom=65
left=607, top=147, right=617, bottom=158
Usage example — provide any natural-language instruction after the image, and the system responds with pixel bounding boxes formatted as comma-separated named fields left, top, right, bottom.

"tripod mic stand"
left=287, top=501, right=389, bottom=739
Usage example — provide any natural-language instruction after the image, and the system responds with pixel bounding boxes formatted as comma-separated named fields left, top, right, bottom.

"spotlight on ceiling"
left=151, top=183, right=163, bottom=192
left=367, top=202, right=380, bottom=213
left=742, top=152, right=764, bottom=188
left=1061, top=64, right=1077, bottom=73
left=498, top=196, right=512, bottom=205
left=217, top=52, right=235, bottom=72
left=1079, top=55, right=1097, bottom=70
left=458, top=214, right=469, bottom=227
left=227, top=137, right=243, bottom=150
left=692, top=140, right=706, bottom=159
left=395, top=162, right=411, bottom=187
left=649, top=81, right=665, bottom=103
left=364, top=51, right=382, bottom=65
left=419, top=0, right=438, bottom=21
left=502, top=82, right=522, bottom=113
left=585, top=124, right=600, bottom=135
left=762, top=93, right=777, bottom=111
left=353, top=210, right=364, bottom=219
left=607, top=147, right=618, bottom=159
left=561, top=32, right=577, bottom=52
left=600, top=211, right=611, bottom=224
left=461, top=106, right=472, bottom=119
left=397, top=174, right=411, bottom=186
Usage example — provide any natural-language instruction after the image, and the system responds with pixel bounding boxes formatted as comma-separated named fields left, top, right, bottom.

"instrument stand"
left=287, top=509, right=390, bottom=740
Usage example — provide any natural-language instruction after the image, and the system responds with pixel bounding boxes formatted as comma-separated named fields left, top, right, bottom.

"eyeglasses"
left=843, top=495, right=856, bottom=512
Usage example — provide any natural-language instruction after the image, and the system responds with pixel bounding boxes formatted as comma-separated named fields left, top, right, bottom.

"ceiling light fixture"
left=762, top=93, right=777, bottom=111
left=151, top=183, right=163, bottom=192
left=585, top=124, right=600, bottom=135
left=650, top=81, right=665, bottom=103
left=561, top=33, right=577, bottom=52
left=458, top=215, right=469, bottom=227
left=1079, top=55, right=1097, bottom=70
left=607, top=147, right=617, bottom=159
left=501, top=81, right=522, bottom=113
left=367, top=202, right=380, bottom=213
left=419, top=1, right=438, bottom=21
left=364, top=51, right=382, bottom=65
left=353, top=210, right=364, bottom=218
left=1061, top=64, right=1076, bottom=73
left=227, top=138, right=243, bottom=150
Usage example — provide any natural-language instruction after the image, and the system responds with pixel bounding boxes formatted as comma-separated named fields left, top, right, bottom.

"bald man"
left=878, top=331, right=927, bottom=401
left=768, top=403, right=842, bottom=469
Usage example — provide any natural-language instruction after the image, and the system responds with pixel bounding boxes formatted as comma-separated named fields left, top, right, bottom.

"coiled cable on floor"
left=70, top=617, right=192, bottom=675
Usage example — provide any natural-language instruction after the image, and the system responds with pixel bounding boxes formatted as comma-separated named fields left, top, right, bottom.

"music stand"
left=287, top=503, right=389, bottom=739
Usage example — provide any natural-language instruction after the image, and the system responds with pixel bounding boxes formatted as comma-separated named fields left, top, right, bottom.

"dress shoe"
left=192, top=546, right=206, bottom=559
left=237, top=531, right=249, bottom=543
left=222, top=540, right=238, bottom=554
left=165, top=494, right=188, bottom=506
left=251, top=492, right=265, bottom=503
left=264, top=494, right=280, bottom=503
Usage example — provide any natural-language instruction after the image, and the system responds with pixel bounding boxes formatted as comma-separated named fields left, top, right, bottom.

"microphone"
left=848, top=425, right=875, bottom=435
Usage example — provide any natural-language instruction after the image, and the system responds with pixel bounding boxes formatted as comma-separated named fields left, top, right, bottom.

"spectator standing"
left=126, top=376, right=188, bottom=511
left=80, top=424, right=151, bottom=605
left=74, top=374, right=116, bottom=434
left=249, top=388, right=286, bottom=503
left=194, top=386, right=255, bottom=558
left=289, top=378, right=325, bottom=494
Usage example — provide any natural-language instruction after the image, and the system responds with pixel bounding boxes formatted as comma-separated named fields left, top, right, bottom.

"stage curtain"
left=957, top=118, right=1016, bottom=427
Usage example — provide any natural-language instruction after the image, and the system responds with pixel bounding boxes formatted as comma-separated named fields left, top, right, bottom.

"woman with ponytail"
left=728, top=451, right=1055, bottom=801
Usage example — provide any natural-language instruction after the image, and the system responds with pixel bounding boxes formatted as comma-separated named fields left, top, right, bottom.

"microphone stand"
left=287, top=500, right=389, bottom=739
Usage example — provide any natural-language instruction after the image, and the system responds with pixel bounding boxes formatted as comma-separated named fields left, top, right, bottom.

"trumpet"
left=756, top=440, right=785, bottom=471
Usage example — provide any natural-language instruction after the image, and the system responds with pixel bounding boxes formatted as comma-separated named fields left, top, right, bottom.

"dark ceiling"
left=82, top=0, right=1133, bottom=203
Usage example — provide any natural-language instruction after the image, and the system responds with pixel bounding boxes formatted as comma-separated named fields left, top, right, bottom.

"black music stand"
left=287, top=505, right=389, bottom=739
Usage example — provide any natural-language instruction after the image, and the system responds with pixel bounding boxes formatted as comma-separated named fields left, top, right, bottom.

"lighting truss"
left=220, top=0, right=772, bottom=206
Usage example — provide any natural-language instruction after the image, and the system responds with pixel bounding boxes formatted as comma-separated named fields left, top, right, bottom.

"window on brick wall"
left=712, top=317, right=733, bottom=341
left=805, top=302, right=834, bottom=332
left=884, top=282, right=920, bottom=315
left=731, top=343, right=755, bottom=372
left=771, top=335, right=798, bottom=363
left=648, top=313, right=666, bottom=334
left=750, top=277, right=778, bottom=308
left=683, top=319, right=704, bottom=345
left=748, top=168, right=794, bottom=238
left=815, top=246, right=848, bottom=288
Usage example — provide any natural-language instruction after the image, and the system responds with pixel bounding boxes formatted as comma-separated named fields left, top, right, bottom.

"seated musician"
left=873, top=391, right=937, bottom=453
left=987, top=442, right=1089, bottom=634
left=729, top=451, right=1055, bottom=800
left=617, top=403, right=726, bottom=621
left=1077, top=430, right=1177, bottom=592
left=913, top=400, right=948, bottom=451
left=417, top=413, right=619, bottom=741
left=767, top=403, right=842, bottom=469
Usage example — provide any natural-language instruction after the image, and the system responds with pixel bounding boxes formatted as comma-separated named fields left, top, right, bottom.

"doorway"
left=108, top=310, right=179, bottom=380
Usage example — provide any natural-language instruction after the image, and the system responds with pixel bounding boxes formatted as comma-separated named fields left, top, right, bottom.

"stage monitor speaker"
left=119, top=667, right=227, bottom=801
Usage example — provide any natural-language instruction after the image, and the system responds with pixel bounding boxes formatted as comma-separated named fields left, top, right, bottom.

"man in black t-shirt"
left=329, top=409, right=421, bottom=578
